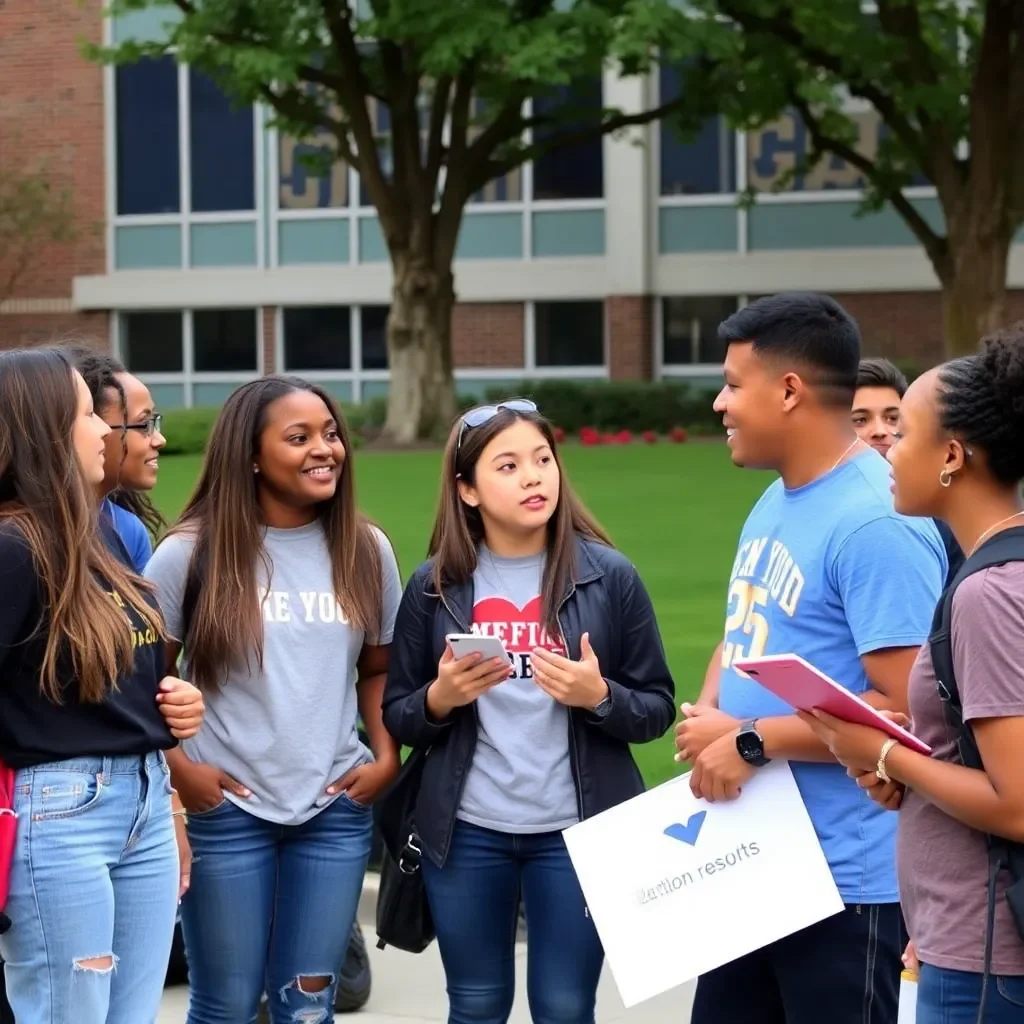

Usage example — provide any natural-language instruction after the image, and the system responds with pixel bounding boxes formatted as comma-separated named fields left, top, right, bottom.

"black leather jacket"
left=381, top=535, right=676, bottom=867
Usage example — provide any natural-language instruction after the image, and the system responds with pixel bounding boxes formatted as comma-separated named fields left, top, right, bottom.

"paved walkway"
left=158, top=877, right=695, bottom=1022
left=158, top=939, right=695, bottom=1023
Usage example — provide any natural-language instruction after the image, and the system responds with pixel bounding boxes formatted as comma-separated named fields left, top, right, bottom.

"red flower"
left=553, top=426, right=566, bottom=444
left=669, top=426, right=688, bottom=443
left=642, top=430, right=657, bottom=444
left=616, top=429, right=632, bottom=444
left=579, top=426, right=600, bottom=446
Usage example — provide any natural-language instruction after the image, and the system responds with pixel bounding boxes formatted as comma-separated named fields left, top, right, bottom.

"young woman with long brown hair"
left=144, top=375, right=402, bottom=1023
left=383, top=399, right=676, bottom=1024
left=0, top=347, right=203, bottom=1024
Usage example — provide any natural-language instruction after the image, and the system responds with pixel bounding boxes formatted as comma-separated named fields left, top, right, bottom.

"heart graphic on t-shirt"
left=472, top=596, right=565, bottom=655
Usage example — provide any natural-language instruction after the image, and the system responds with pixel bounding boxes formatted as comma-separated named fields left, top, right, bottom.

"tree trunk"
left=938, top=230, right=1011, bottom=357
left=381, top=253, right=459, bottom=444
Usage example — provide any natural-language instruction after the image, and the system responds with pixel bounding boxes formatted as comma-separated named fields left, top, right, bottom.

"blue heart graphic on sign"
left=664, top=811, right=707, bottom=846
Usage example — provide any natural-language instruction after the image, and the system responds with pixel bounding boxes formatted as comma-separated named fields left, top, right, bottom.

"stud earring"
left=253, top=465, right=259, bottom=474
left=939, top=469, right=952, bottom=488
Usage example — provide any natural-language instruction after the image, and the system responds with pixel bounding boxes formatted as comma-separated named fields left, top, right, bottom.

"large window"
left=190, top=69, right=255, bottom=212
left=534, top=301, right=604, bottom=367
left=662, top=297, right=739, bottom=366
left=532, top=80, right=604, bottom=201
left=115, top=57, right=180, bottom=215
left=120, top=311, right=183, bottom=372
left=360, top=307, right=389, bottom=370
left=117, top=309, right=260, bottom=409
left=193, top=310, right=258, bottom=372
left=746, top=107, right=930, bottom=192
left=283, top=307, right=352, bottom=370
left=659, top=65, right=736, bottom=196
left=114, top=59, right=256, bottom=217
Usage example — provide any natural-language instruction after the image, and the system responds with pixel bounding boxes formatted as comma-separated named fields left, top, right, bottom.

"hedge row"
left=158, top=380, right=722, bottom=456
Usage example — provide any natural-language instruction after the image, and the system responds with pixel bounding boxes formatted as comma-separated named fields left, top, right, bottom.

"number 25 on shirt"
left=721, top=580, right=769, bottom=671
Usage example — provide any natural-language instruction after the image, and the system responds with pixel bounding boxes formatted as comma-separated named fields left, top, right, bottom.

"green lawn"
left=153, top=443, right=771, bottom=787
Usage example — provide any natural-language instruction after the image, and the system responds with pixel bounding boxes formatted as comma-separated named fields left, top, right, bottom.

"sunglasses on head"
left=455, top=398, right=538, bottom=455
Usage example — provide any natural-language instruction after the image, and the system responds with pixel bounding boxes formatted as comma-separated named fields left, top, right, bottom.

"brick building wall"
left=451, top=303, right=525, bottom=367
left=0, top=0, right=106, bottom=350
left=839, top=290, right=1024, bottom=365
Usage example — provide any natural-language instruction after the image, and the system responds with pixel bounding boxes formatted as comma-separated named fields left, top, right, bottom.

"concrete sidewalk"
left=158, top=941, right=695, bottom=1023
left=158, top=875, right=695, bottom=1023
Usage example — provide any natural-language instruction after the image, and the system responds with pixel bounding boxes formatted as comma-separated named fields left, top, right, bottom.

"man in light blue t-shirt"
left=677, top=293, right=946, bottom=1024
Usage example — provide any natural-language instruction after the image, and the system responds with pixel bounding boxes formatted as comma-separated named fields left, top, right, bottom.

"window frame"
left=105, top=31, right=265, bottom=273
left=112, top=309, right=264, bottom=408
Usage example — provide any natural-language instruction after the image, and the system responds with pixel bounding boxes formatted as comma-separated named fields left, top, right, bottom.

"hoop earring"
left=939, top=469, right=952, bottom=488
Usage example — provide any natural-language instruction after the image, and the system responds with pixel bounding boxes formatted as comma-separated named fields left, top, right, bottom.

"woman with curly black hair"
left=807, top=326, right=1024, bottom=1022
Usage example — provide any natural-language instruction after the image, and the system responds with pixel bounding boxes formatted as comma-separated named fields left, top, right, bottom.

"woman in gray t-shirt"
left=145, top=376, right=402, bottom=1024
left=805, top=331, right=1024, bottom=1022
left=383, top=399, right=676, bottom=1024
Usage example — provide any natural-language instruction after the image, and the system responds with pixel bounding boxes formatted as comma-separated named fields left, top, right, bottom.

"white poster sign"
left=562, top=760, right=843, bottom=1008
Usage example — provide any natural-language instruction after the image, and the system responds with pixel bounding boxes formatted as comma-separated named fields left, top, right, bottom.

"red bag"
left=0, top=759, right=16, bottom=934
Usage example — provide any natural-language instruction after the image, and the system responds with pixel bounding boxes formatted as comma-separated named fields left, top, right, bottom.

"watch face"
left=737, top=729, right=763, bottom=764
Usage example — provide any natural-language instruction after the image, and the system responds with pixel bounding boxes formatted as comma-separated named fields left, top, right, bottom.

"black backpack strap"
left=927, top=525, right=1024, bottom=961
left=928, top=526, right=1024, bottom=770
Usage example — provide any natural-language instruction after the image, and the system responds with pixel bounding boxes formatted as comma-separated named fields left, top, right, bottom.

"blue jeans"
left=181, top=792, right=373, bottom=1024
left=422, top=821, right=605, bottom=1024
left=918, top=963, right=1024, bottom=1023
left=0, top=752, right=178, bottom=1024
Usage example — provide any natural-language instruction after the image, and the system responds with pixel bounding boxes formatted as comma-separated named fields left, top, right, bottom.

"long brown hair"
left=0, top=347, right=165, bottom=704
left=168, top=376, right=384, bottom=689
left=427, top=405, right=611, bottom=635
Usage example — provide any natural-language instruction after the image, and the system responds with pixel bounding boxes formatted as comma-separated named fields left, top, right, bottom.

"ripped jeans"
left=181, top=793, right=373, bottom=1024
left=0, top=753, right=179, bottom=1024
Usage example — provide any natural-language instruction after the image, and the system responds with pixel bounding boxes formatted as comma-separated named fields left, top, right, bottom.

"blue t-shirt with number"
left=718, top=449, right=946, bottom=904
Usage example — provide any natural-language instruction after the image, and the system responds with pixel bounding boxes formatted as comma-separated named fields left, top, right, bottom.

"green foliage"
left=483, top=379, right=721, bottom=434
left=161, top=402, right=373, bottom=455
left=158, top=406, right=221, bottom=456
left=659, top=0, right=974, bottom=211
left=89, top=0, right=687, bottom=257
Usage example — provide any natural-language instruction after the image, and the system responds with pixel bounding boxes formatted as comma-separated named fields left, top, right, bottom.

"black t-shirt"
left=0, top=521, right=174, bottom=769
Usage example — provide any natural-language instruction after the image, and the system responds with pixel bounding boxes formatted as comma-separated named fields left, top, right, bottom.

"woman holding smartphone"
left=383, top=398, right=675, bottom=1024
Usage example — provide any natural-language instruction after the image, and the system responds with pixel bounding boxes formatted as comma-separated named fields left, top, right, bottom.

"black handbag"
left=372, top=747, right=435, bottom=954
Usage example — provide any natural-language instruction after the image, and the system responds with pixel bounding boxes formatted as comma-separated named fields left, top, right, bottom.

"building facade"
left=4, top=1, right=1024, bottom=407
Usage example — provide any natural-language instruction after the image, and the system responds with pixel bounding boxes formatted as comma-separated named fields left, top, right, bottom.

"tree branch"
left=319, top=0, right=394, bottom=226
left=789, top=91, right=948, bottom=274
left=434, top=69, right=476, bottom=269
left=469, top=97, right=683, bottom=195
left=259, top=84, right=361, bottom=172
left=424, top=74, right=452, bottom=193
left=716, top=0, right=937, bottom=179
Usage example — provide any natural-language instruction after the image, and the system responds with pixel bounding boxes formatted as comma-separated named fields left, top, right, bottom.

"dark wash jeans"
left=690, top=902, right=907, bottom=1024
left=918, top=963, right=1024, bottom=1023
left=422, top=821, right=605, bottom=1024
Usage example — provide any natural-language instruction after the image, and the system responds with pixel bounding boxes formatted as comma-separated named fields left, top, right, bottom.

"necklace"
left=828, top=437, right=865, bottom=475
left=967, top=510, right=1024, bottom=558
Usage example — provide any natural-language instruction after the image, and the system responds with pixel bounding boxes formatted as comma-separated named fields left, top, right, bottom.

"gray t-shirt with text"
left=144, top=522, right=402, bottom=826
left=456, top=547, right=579, bottom=834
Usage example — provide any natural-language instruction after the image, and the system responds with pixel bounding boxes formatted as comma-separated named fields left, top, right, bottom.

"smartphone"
left=446, top=633, right=511, bottom=664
